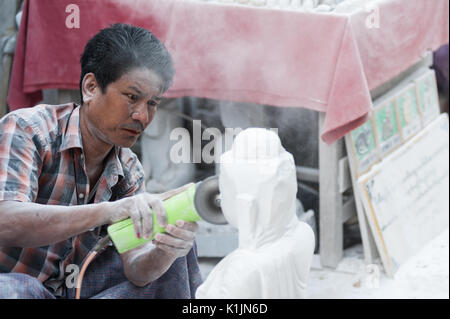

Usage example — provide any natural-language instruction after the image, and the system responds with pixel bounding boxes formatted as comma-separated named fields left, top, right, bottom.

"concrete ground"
left=198, top=228, right=449, bottom=299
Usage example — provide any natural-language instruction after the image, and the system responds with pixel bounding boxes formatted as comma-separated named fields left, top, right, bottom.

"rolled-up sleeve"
left=0, top=114, right=44, bottom=202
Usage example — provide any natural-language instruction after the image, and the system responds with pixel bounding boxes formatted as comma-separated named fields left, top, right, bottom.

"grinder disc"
left=194, top=175, right=228, bottom=225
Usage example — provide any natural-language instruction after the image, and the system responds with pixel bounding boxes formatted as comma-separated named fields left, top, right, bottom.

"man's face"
left=83, top=68, right=163, bottom=148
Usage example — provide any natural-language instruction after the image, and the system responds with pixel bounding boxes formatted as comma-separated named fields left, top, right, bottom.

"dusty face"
left=81, top=68, right=163, bottom=148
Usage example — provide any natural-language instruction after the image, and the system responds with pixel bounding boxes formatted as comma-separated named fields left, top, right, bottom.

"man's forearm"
left=0, top=200, right=112, bottom=248
left=122, top=243, right=177, bottom=287
left=121, top=221, right=199, bottom=287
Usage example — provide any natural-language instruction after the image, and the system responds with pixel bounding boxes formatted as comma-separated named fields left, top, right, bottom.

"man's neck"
left=79, top=103, right=113, bottom=168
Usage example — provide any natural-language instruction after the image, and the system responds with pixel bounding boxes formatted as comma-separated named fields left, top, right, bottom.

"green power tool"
left=107, top=175, right=226, bottom=254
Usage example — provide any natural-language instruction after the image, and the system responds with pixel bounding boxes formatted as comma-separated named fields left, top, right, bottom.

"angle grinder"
left=107, top=175, right=225, bottom=254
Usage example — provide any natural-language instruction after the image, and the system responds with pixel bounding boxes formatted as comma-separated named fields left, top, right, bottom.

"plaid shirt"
left=0, top=103, right=145, bottom=295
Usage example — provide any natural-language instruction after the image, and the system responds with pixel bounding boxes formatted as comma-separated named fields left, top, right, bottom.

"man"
left=0, top=23, right=202, bottom=298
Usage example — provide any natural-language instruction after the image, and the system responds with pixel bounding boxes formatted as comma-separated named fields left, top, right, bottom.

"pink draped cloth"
left=7, top=0, right=449, bottom=144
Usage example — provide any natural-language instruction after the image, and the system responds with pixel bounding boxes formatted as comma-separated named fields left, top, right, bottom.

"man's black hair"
left=79, top=23, right=175, bottom=103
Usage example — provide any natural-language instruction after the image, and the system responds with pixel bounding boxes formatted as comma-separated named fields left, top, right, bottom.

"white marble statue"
left=195, top=128, right=315, bottom=299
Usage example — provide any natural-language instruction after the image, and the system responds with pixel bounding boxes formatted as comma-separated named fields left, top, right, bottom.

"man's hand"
left=117, top=183, right=200, bottom=287
left=153, top=220, right=199, bottom=258
left=108, top=183, right=194, bottom=240
left=109, top=193, right=165, bottom=240
left=121, top=220, right=199, bottom=286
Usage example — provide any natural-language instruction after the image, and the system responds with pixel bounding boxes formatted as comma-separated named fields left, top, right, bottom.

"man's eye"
left=127, top=94, right=138, bottom=102
left=148, top=100, right=158, bottom=107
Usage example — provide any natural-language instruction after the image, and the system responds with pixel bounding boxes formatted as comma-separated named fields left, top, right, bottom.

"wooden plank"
left=42, top=89, right=81, bottom=106
left=345, top=134, right=379, bottom=265
left=338, top=156, right=352, bottom=193
left=0, top=53, right=12, bottom=118
left=0, top=0, right=19, bottom=118
left=296, top=166, right=319, bottom=183
left=56, top=89, right=79, bottom=104
left=319, top=112, right=345, bottom=268
left=0, top=34, right=16, bottom=118
left=342, top=196, right=356, bottom=223
left=42, top=89, right=59, bottom=105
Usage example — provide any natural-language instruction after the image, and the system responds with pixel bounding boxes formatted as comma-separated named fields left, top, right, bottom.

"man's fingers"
left=175, top=220, right=199, bottom=233
left=164, top=223, right=196, bottom=241
left=138, top=198, right=153, bottom=239
left=147, top=195, right=167, bottom=229
left=158, top=183, right=194, bottom=201
left=129, top=206, right=143, bottom=239
left=154, top=233, right=191, bottom=250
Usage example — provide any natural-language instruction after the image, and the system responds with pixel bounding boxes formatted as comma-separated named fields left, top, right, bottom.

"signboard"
left=348, top=115, right=379, bottom=176
left=347, top=69, right=441, bottom=178
left=395, top=83, right=422, bottom=142
left=357, top=114, right=449, bottom=277
left=373, top=99, right=402, bottom=157
left=415, top=69, right=441, bottom=126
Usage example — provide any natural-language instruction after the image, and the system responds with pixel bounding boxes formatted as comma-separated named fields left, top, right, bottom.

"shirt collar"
left=59, top=103, right=83, bottom=152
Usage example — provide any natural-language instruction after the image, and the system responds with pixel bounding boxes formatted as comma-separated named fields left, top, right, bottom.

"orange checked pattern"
left=0, top=103, right=145, bottom=295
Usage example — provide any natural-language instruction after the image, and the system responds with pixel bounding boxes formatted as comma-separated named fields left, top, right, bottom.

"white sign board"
left=357, top=114, right=449, bottom=277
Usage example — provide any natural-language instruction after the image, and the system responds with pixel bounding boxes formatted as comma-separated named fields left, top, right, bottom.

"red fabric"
left=7, top=0, right=449, bottom=144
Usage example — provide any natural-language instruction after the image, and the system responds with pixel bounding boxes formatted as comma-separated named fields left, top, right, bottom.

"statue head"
left=219, top=128, right=298, bottom=248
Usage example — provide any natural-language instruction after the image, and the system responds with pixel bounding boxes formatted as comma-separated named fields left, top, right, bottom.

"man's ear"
left=81, top=73, right=99, bottom=104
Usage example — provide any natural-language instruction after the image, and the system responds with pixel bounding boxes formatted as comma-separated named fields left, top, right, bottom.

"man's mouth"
left=122, top=128, right=141, bottom=136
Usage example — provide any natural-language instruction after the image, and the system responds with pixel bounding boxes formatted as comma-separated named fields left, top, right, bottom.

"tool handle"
left=107, top=184, right=200, bottom=253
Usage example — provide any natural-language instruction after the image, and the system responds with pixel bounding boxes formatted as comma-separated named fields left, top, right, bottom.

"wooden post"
left=0, top=33, right=17, bottom=118
left=318, top=112, right=345, bottom=268
left=56, top=89, right=80, bottom=104
left=42, top=89, right=80, bottom=105
left=0, top=51, right=13, bottom=118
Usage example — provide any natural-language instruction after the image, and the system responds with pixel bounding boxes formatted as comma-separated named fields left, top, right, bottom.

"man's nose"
left=131, top=103, right=149, bottom=125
